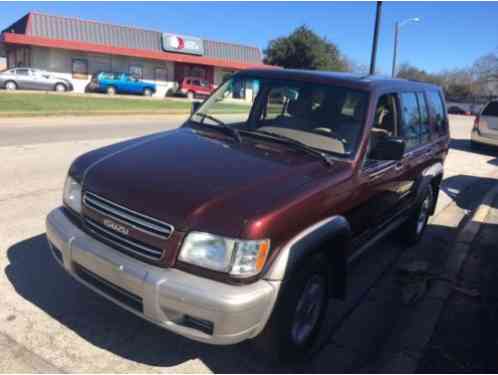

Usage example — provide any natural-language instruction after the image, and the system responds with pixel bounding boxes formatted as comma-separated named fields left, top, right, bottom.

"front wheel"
left=107, top=86, right=116, bottom=96
left=398, top=185, right=434, bottom=245
left=187, top=91, right=194, bottom=100
left=5, top=81, right=17, bottom=91
left=144, top=88, right=153, bottom=97
left=253, top=255, right=329, bottom=363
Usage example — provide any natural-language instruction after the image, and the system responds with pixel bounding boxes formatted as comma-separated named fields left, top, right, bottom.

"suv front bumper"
left=46, top=207, right=280, bottom=345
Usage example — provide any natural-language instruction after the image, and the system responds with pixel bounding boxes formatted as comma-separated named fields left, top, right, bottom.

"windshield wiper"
left=241, top=129, right=334, bottom=167
left=193, top=113, right=242, bottom=143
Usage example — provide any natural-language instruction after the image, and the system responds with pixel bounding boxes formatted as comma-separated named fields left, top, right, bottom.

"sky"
left=1, top=1, right=497, bottom=74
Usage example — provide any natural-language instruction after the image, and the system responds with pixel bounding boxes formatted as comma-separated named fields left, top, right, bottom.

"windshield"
left=190, top=76, right=369, bottom=157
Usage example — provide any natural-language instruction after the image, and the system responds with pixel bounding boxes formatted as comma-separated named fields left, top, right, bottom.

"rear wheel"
left=187, top=91, right=194, bottom=100
left=55, top=83, right=67, bottom=92
left=107, top=86, right=116, bottom=96
left=253, top=255, right=329, bottom=363
left=399, top=185, right=434, bottom=245
left=5, top=81, right=17, bottom=91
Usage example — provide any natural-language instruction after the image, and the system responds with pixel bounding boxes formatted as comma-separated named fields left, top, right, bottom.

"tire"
left=107, top=86, right=116, bottom=96
left=470, top=140, right=481, bottom=151
left=5, top=81, right=17, bottom=91
left=55, top=83, right=67, bottom=92
left=187, top=91, right=194, bottom=100
left=398, top=185, right=434, bottom=245
left=253, top=254, right=329, bottom=363
left=144, top=88, right=153, bottom=97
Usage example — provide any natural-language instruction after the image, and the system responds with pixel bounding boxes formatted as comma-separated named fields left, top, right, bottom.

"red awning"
left=2, top=32, right=273, bottom=70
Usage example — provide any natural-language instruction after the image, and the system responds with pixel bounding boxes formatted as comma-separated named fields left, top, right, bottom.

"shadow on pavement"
left=4, top=234, right=281, bottom=373
left=419, top=193, right=498, bottom=372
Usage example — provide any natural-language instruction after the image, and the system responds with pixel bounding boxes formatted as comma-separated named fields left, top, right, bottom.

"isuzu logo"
left=103, top=219, right=129, bottom=236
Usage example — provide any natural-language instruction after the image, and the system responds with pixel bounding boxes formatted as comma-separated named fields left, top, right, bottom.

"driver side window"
left=367, top=93, right=399, bottom=160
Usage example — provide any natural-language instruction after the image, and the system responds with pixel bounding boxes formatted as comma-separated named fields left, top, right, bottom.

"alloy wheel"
left=291, top=274, right=326, bottom=346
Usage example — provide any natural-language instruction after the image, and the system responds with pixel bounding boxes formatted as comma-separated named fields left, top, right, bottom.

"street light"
left=391, top=17, right=420, bottom=77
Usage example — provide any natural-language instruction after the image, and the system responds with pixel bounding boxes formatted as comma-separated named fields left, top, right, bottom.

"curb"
left=377, top=181, right=498, bottom=373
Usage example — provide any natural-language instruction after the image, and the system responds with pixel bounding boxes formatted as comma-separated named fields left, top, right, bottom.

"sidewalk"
left=418, top=186, right=498, bottom=371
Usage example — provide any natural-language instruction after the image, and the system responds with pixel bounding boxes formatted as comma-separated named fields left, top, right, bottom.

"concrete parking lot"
left=0, top=114, right=497, bottom=372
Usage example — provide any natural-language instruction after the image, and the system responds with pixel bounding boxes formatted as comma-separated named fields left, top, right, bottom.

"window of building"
left=129, top=65, right=143, bottom=80
left=72, top=58, right=89, bottom=79
left=7, top=50, right=15, bottom=69
left=400, top=92, right=422, bottom=151
left=191, top=67, right=206, bottom=79
left=154, top=68, right=168, bottom=82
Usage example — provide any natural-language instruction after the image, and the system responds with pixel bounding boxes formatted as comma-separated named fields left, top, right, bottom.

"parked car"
left=471, top=100, right=498, bottom=148
left=448, top=105, right=470, bottom=116
left=176, top=76, right=214, bottom=99
left=0, top=68, right=73, bottom=92
left=88, top=72, right=156, bottom=96
left=46, top=70, right=449, bottom=362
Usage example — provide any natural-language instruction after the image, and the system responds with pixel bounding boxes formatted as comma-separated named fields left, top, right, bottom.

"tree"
left=263, top=25, right=349, bottom=72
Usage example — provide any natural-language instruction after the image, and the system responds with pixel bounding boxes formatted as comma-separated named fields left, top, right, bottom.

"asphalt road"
left=0, top=114, right=497, bottom=372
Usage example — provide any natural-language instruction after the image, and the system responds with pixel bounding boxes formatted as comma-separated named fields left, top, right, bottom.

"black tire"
left=187, top=91, right=194, bottom=100
left=107, top=86, right=116, bottom=95
left=398, top=185, right=434, bottom=246
left=144, top=88, right=153, bottom=97
left=253, top=254, right=329, bottom=363
left=55, top=83, right=67, bottom=92
left=470, top=140, right=481, bottom=151
left=5, top=81, right=17, bottom=91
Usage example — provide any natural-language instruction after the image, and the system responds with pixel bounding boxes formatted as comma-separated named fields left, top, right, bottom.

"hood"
left=79, top=127, right=349, bottom=236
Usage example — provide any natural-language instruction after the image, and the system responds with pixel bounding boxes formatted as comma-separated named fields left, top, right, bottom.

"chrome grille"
left=82, top=192, right=174, bottom=261
left=83, top=192, right=174, bottom=239
left=84, top=217, right=163, bottom=260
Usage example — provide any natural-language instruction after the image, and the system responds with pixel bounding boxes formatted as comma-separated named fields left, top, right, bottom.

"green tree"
left=263, top=25, right=349, bottom=72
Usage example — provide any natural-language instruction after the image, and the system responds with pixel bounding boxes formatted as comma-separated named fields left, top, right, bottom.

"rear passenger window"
left=400, top=92, right=422, bottom=151
left=427, top=91, right=447, bottom=135
left=417, top=92, right=432, bottom=144
left=482, top=101, right=498, bottom=117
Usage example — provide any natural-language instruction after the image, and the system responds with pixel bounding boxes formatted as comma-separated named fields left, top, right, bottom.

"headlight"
left=63, top=176, right=82, bottom=214
left=178, top=232, right=270, bottom=277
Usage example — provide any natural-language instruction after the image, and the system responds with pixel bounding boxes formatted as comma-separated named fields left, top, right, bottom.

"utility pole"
left=369, top=1, right=382, bottom=75
left=391, top=22, right=399, bottom=77
left=391, top=17, right=420, bottom=77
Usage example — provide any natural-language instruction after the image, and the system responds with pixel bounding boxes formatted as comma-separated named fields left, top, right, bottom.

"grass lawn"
left=0, top=92, right=254, bottom=117
left=0, top=92, right=192, bottom=116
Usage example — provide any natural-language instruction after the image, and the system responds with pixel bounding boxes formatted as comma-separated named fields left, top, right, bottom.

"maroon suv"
left=46, top=69, right=449, bottom=361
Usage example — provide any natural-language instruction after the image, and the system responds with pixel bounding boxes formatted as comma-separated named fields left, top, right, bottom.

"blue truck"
left=89, top=72, right=156, bottom=96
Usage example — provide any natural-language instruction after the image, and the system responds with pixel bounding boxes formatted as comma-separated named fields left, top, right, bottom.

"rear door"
left=479, top=101, right=498, bottom=137
left=14, top=68, right=34, bottom=89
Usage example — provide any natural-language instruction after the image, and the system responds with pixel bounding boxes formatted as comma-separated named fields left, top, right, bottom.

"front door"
left=347, top=93, right=406, bottom=240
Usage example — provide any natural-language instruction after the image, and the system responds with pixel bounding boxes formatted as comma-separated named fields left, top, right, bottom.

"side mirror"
left=369, top=136, right=405, bottom=161
left=191, top=101, right=202, bottom=115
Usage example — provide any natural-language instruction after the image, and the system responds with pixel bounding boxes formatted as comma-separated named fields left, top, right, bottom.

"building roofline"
left=24, top=11, right=261, bottom=53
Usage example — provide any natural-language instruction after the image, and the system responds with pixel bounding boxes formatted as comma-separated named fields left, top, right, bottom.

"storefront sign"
left=162, top=33, right=204, bottom=56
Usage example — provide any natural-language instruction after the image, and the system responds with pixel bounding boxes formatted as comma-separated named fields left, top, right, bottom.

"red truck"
left=47, top=69, right=449, bottom=362
left=176, top=76, right=214, bottom=99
